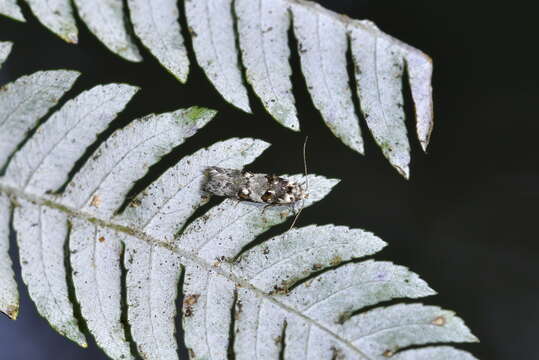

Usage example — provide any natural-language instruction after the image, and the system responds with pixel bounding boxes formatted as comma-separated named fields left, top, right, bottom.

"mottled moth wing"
left=203, top=167, right=306, bottom=205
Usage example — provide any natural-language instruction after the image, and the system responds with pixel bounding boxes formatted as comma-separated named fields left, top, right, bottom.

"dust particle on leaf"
left=184, top=294, right=200, bottom=306
left=383, top=349, right=395, bottom=357
left=98, top=236, right=105, bottom=243
left=331, top=346, right=345, bottom=360
left=329, top=256, right=342, bottom=266
left=336, top=311, right=351, bottom=325
left=5, top=305, right=19, bottom=320
left=431, top=315, right=446, bottom=326
left=90, top=195, right=102, bottom=207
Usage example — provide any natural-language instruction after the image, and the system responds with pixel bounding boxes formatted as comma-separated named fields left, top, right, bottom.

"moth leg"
left=261, top=203, right=276, bottom=214
left=289, top=203, right=297, bottom=215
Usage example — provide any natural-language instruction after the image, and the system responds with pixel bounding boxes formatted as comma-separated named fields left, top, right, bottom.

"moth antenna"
left=288, top=203, right=304, bottom=230
left=288, top=136, right=309, bottom=231
left=303, top=136, right=309, bottom=192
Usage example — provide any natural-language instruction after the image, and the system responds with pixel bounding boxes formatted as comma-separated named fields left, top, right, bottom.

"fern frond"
left=127, top=0, right=190, bottom=82
left=0, top=41, right=12, bottom=66
left=0, top=0, right=24, bottom=22
left=73, top=0, right=142, bottom=62
left=2, top=0, right=433, bottom=177
left=24, top=0, right=78, bottom=43
left=0, top=69, right=477, bottom=359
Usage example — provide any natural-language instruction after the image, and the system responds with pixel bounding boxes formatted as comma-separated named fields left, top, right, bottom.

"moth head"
left=277, top=182, right=307, bottom=204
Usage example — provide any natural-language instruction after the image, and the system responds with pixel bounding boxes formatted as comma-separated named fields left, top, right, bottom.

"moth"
left=203, top=167, right=308, bottom=206
left=203, top=138, right=309, bottom=228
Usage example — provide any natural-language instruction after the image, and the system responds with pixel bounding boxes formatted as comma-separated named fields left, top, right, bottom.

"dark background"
left=0, top=0, right=537, bottom=359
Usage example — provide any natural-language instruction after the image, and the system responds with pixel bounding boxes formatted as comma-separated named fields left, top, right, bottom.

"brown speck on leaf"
left=212, top=256, right=227, bottom=267
left=129, top=199, right=141, bottom=208
left=184, top=294, right=200, bottom=306
left=273, top=335, right=282, bottom=345
left=312, top=263, right=323, bottom=270
left=383, top=349, right=395, bottom=357
left=336, top=311, right=351, bottom=325
left=234, top=299, right=243, bottom=320
left=262, top=247, right=270, bottom=255
left=98, top=236, right=105, bottom=243
left=331, top=346, right=345, bottom=360
left=329, top=256, right=342, bottom=266
left=432, top=315, right=446, bottom=326
left=270, top=285, right=288, bottom=295
left=184, top=307, right=193, bottom=317
left=236, top=300, right=243, bottom=313
left=90, top=195, right=102, bottom=207
left=188, top=26, right=198, bottom=37
left=5, top=305, right=19, bottom=320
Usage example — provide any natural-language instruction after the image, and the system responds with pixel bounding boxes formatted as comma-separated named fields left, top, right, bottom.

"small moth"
left=203, top=167, right=307, bottom=206
left=203, top=138, right=310, bottom=228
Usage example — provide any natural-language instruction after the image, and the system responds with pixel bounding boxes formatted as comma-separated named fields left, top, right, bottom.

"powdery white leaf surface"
left=63, top=107, right=216, bottom=217
left=25, top=0, right=78, bottom=43
left=0, top=193, right=18, bottom=319
left=0, top=42, right=13, bottom=68
left=235, top=0, right=298, bottom=130
left=235, top=225, right=386, bottom=293
left=178, top=174, right=339, bottom=261
left=4, top=84, right=139, bottom=195
left=185, top=0, right=251, bottom=112
left=182, top=267, right=236, bottom=360
left=181, top=0, right=434, bottom=176
left=282, top=317, right=357, bottom=360
left=0, top=0, right=25, bottom=22
left=349, top=21, right=410, bottom=178
left=119, top=138, right=270, bottom=241
left=393, top=346, right=478, bottom=360
left=128, top=0, right=189, bottom=83
left=70, top=218, right=133, bottom=360
left=291, top=2, right=364, bottom=153
left=73, top=0, right=142, bottom=62
left=233, top=290, right=288, bottom=360
left=125, top=237, right=183, bottom=360
left=342, top=304, right=478, bottom=358
left=234, top=287, right=360, bottom=360
left=278, top=261, right=436, bottom=330
left=13, top=199, right=86, bottom=346
left=404, top=47, right=434, bottom=151
left=0, top=70, right=80, bottom=170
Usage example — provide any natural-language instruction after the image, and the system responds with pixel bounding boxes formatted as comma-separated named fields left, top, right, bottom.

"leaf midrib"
left=0, top=181, right=374, bottom=360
